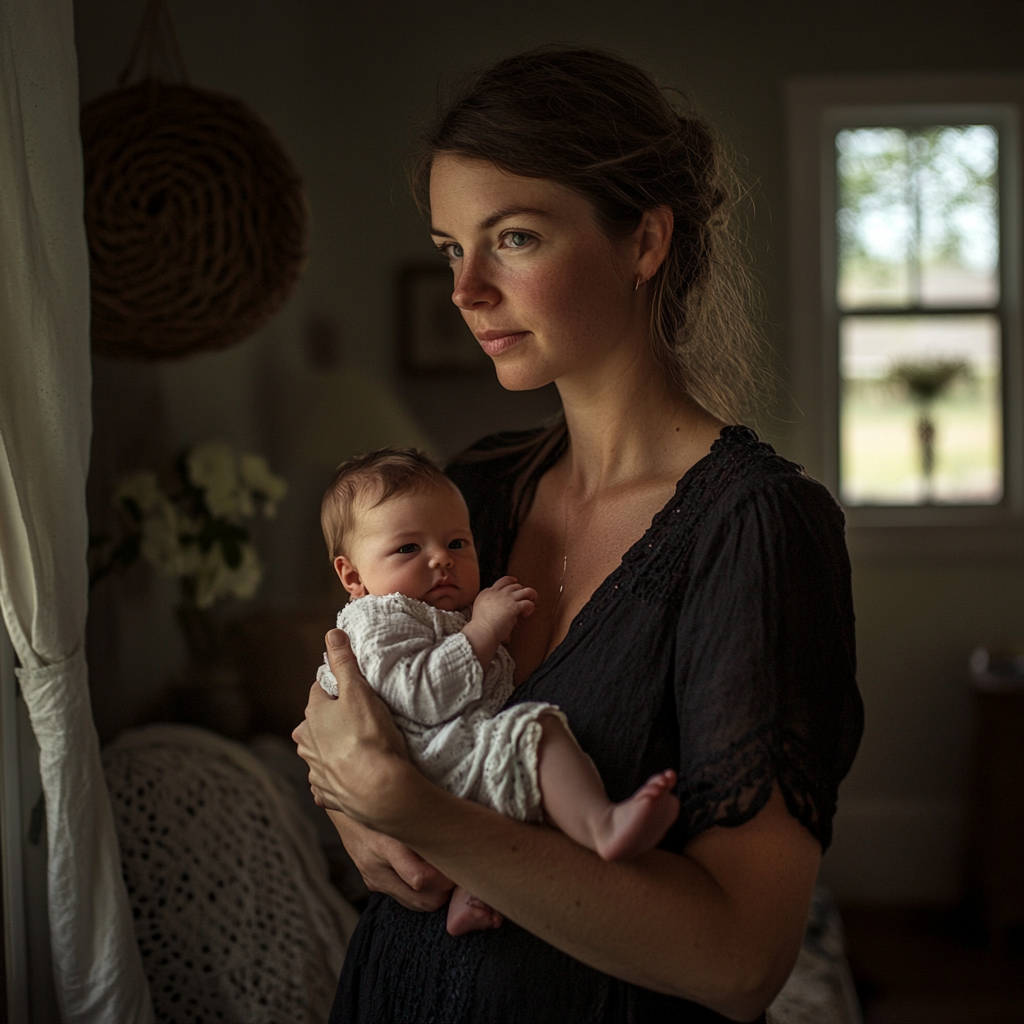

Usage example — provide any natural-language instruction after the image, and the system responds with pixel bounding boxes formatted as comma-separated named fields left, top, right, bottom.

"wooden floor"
left=841, top=905, right=1024, bottom=1024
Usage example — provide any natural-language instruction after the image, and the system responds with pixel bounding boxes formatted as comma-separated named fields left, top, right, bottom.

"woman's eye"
left=438, top=242, right=463, bottom=262
left=397, top=544, right=419, bottom=554
left=504, top=231, right=532, bottom=249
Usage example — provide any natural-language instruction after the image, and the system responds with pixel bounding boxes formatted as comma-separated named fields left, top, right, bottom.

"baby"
left=317, top=446, right=679, bottom=936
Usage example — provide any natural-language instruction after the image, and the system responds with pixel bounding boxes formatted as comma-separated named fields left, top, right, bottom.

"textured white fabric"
left=0, top=0, right=154, bottom=1018
left=319, top=594, right=562, bottom=823
left=104, top=725, right=360, bottom=1024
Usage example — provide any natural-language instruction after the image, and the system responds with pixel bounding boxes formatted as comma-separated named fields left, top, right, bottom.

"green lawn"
left=841, top=382, right=1002, bottom=504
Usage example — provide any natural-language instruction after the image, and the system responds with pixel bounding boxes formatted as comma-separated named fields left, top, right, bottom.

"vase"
left=172, top=603, right=250, bottom=739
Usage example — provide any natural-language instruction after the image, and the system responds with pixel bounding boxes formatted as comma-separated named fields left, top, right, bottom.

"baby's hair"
left=321, top=446, right=452, bottom=560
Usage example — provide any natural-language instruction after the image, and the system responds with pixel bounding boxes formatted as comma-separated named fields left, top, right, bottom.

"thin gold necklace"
left=557, top=480, right=571, bottom=599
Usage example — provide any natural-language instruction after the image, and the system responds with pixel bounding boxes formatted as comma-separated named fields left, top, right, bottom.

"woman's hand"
left=292, top=628, right=417, bottom=827
left=326, top=809, right=454, bottom=912
left=294, top=629, right=453, bottom=910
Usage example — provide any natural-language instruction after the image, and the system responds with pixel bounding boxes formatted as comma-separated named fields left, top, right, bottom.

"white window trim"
left=786, top=75, right=1024, bottom=552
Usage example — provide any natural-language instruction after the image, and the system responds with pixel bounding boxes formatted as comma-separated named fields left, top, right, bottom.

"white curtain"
left=0, top=0, right=154, bottom=1019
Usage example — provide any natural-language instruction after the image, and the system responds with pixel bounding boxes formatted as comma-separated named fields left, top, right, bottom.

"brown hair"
left=321, top=447, right=452, bottom=560
left=410, top=47, right=768, bottom=423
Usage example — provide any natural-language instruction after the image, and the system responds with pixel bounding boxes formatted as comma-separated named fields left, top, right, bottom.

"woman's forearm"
left=294, top=646, right=818, bottom=1021
left=380, top=769, right=819, bottom=1021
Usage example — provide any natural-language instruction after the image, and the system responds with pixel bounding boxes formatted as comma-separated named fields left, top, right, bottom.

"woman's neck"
left=555, top=350, right=723, bottom=496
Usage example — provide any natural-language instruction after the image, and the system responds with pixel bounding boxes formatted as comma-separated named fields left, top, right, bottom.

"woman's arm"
left=405, top=776, right=817, bottom=1021
left=324, top=809, right=454, bottom=912
left=294, top=631, right=820, bottom=1022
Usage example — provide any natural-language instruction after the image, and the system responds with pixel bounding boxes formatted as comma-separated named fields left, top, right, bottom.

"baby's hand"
left=471, top=576, right=536, bottom=644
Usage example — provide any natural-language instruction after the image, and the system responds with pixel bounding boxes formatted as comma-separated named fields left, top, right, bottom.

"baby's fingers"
left=491, top=575, right=521, bottom=593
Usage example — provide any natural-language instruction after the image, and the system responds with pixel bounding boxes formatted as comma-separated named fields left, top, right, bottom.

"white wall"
left=75, top=0, right=1024, bottom=903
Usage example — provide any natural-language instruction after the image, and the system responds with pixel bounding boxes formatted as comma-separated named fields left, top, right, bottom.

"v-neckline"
left=510, top=426, right=734, bottom=691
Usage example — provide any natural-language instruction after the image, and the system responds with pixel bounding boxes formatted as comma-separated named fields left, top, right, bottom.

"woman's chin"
left=491, top=359, right=556, bottom=393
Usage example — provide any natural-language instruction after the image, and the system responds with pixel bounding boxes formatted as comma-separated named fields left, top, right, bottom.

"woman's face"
left=428, top=154, right=648, bottom=392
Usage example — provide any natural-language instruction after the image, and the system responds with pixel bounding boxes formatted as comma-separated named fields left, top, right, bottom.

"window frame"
left=786, top=75, right=1024, bottom=536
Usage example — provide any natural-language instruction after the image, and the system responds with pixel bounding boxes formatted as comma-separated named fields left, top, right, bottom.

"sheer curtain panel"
left=0, top=0, right=154, bottom=1019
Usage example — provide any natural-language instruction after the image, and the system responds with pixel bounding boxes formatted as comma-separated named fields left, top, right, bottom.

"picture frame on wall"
left=397, top=264, right=490, bottom=374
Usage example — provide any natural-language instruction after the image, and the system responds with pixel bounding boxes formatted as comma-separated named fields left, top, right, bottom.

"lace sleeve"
left=673, top=474, right=863, bottom=851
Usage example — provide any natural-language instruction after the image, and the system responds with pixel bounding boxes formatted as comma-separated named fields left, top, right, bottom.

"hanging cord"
left=117, top=0, right=190, bottom=86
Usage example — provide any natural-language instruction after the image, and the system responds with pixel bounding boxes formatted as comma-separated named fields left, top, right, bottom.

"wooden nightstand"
left=966, top=652, right=1024, bottom=946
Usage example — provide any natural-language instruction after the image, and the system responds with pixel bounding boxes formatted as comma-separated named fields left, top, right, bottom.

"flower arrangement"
left=91, top=440, right=287, bottom=618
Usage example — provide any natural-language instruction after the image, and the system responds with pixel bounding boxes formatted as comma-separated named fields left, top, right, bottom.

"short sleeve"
left=673, top=473, right=862, bottom=851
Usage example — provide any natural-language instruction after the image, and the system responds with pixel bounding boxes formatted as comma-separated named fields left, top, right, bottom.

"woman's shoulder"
left=444, top=427, right=550, bottom=496
left=692, top=425, right=843, bottom=528
left=707, top=424, right=822, bottom=484
left=614, top=426, right=845, bottom=602
left=446, top=426, right=568, bottom=586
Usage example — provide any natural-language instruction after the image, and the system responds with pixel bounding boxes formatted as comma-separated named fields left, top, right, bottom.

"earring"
left=634, top=276, right=643, bottom=292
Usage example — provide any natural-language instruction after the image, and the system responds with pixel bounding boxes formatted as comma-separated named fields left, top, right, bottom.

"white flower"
left=192, top=548, right=229, bottom=610
left=239, top=453, right=288, bottom=518
left=138, top=500, right=186, bottom=576
left=113, top=471, right=163, bottom=519
left=108, top=441, right=278, bottom=611
left=192, top=542, right=263, bottom=609
left=228, top=544, right=263, bottom=600
left=186, top=441, right=253, bottom=520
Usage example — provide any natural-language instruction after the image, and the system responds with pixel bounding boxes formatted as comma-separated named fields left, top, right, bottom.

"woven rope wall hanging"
left=82, top=0, right=309, bottom=360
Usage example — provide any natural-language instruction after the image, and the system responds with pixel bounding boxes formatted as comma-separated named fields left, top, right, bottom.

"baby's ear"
left=335, top=556, right=368, bottom=598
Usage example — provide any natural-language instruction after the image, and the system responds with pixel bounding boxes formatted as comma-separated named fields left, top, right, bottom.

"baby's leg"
left=536, top=713, right=679, bottom=861
left=446, top=885, right=503, bottom=937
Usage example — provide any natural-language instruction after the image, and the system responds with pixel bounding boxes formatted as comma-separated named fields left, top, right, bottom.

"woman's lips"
left=476, top=330, right=528, bottom=357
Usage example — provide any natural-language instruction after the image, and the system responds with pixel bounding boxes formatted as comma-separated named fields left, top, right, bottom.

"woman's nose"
left=452, top=253, right=499, bottom=310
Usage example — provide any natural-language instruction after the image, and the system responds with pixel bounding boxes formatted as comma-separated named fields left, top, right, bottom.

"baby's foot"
left=446, top=886, right=504, bottom=937
left=596, top=769, right=680, bottom=861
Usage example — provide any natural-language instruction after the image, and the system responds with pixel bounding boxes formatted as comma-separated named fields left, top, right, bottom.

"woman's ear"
left=634, top=205, right=674, bottom=284
left=335, top=556, right=368, bottom=598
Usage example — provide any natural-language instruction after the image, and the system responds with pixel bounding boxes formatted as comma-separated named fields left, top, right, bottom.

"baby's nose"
left=429, top=547, right=453, bottom=568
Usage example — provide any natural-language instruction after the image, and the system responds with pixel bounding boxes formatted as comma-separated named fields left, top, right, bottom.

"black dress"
left=330, top=425, right=863, bottom=1024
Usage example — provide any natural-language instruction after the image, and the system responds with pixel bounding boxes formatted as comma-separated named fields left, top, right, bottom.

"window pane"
left=837, top=126, right=999, bottom=309
left=840, top=315, right=1002, bottom=505
left=837, top=128, right=913, bottom=307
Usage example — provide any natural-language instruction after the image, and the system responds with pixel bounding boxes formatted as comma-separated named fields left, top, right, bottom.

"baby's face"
left=339, top=482, right=481, bottom=611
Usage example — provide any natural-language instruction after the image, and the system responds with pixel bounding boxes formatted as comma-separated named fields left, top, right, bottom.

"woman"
left=294, top=48, right=863, bottom=1023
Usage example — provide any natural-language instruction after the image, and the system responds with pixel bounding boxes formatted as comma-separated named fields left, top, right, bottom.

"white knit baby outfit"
left=317, top=593, right=564, bottom=823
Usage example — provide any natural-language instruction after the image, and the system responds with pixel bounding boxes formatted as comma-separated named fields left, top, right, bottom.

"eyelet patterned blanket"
left=768, top=885, right=864, bottom=1024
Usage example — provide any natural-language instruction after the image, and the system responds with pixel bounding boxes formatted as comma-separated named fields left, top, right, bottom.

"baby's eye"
left=448, top=538, right=470, bottom=550
left=397, top=543, right=419, bottom=554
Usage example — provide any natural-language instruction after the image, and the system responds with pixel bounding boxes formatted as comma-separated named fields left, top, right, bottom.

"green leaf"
left=121, top=496, right=143, bottom=523
left=222, top=537, right=242, bottom=569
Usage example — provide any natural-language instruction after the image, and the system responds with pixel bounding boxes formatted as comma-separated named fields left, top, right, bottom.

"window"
left=836, top=121, right=1001, bottom=505
left=787, top=77, right=1024, bottom=528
